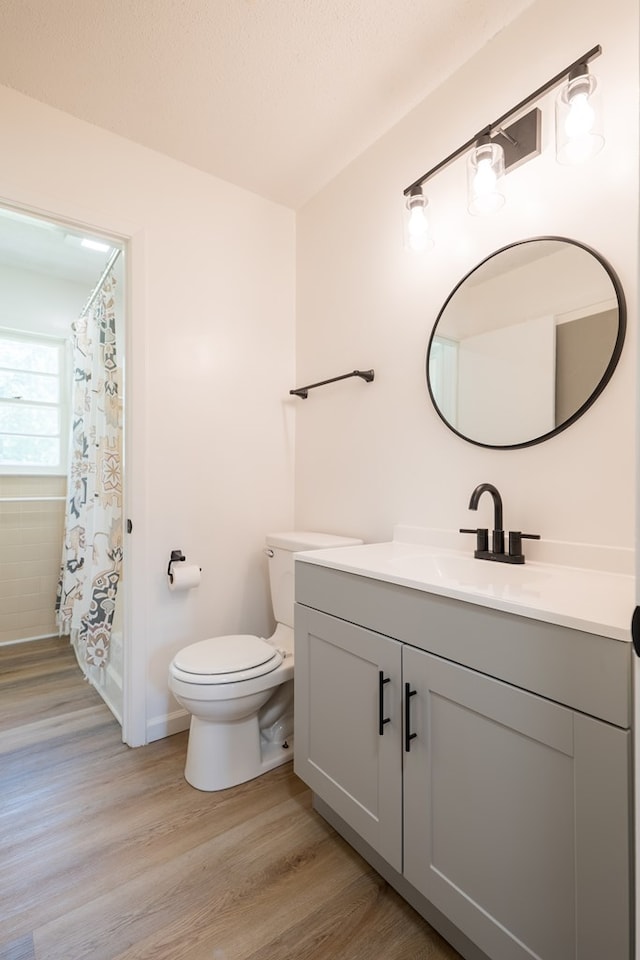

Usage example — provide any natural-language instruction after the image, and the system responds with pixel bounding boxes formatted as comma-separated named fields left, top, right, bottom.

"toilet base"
left=184, top=713, right=294, bottom=792
left=258, top=735, right=294, bottom=776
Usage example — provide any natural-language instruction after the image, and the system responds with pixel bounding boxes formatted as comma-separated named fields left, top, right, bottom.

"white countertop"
left=295, top=536, right=635, bottom=642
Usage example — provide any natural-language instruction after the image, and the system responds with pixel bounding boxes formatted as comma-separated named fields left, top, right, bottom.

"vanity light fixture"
left=403, top=45, right=602, bottom=241
left=555, top=62, right=604, bottom=164
left=404, top=185, right=432, bottom=252
left=467, top=136, right=506, bottom=215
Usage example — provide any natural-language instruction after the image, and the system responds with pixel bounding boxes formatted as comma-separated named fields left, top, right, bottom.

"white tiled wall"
left=0, top=475, right=66, bottom=644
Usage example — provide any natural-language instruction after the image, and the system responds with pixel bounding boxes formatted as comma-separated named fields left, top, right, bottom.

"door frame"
left=0, top=180, right=148, bottom=747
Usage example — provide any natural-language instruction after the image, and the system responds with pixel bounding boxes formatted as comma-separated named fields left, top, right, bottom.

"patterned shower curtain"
left=56, top=271, right=123, bottom=677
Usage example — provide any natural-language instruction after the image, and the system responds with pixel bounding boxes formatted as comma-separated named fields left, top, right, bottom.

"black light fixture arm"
left=403, top=44, right=602, bottom=196
left=290, top=369, right=375, bottom=399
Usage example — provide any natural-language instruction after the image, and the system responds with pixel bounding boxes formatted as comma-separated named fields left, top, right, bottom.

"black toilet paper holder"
left=167, top=549, right=186, bottom=583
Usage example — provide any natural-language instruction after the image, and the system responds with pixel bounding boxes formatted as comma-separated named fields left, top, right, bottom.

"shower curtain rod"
left=79, top=247, right=122, bottom=319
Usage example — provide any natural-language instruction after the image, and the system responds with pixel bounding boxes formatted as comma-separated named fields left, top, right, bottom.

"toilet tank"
left=265, top=531, right=363, bottom=628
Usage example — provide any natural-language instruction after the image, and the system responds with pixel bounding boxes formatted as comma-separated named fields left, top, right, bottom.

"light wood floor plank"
left=0, top=637, right=463, bottom=960
left=0, top=637, right=99, bottom=732
left=0, top=933, right=36, bottom=960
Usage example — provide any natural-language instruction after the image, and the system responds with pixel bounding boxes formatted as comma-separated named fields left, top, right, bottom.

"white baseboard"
left=84, top=642, right=123, bottom=727
left=98, top=677, right=123, bottom=726
left=146, top=708, right=190, bottom=743
left=0, top=633, right=60, bottom=647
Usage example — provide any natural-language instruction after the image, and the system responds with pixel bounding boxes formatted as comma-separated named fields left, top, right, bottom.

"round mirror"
left=426, top=237, right=626, bottom=449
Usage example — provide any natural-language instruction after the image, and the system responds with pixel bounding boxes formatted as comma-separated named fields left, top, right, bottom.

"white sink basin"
left=295, top=536, right=634, bottom=641
left=389, top=551, right=553, bottom=593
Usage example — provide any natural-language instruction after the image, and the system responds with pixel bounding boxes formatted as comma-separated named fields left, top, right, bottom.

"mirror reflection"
left=427, top=238, right=625, bottom=449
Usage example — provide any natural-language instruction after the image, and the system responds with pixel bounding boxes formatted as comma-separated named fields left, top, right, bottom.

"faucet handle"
left=508, top=531, right=541, bottom=559
left=460, top=527, right=489, bottom=552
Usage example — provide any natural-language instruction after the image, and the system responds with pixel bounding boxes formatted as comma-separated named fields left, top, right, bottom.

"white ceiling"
left=0, top=0, right=535, bottom=210
left=0, top=207, right=119, bottom=287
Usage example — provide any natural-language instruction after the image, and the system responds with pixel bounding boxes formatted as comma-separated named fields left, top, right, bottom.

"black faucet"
left=460, top=482, right=540, bottom=564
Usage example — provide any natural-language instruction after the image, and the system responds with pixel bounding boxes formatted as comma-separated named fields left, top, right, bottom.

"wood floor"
left=0, top=637, right=463, bottom=960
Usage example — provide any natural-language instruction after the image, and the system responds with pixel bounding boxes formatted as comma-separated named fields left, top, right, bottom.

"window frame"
left=0, top=327, right=70, bottom=476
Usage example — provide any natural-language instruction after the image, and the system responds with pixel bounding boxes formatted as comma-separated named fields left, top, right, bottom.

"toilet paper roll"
left=168, top=563, right=201, bottom=592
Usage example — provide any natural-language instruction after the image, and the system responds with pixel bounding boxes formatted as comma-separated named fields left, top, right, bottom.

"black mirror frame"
left=426, top=236, right=627, bottom=450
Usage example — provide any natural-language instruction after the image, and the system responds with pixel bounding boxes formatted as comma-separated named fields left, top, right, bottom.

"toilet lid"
left=173, top=635, right=281, bottom=681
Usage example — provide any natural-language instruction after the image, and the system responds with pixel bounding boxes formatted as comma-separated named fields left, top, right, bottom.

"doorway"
left=0, top=204, right=126, bottom=729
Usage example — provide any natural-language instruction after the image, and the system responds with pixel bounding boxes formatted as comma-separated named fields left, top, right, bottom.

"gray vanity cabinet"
left=294, top=562, right=632, bottom=960
left=293, top=604, right=403, bottom=870
left=403, top=645, right=631, bottom=960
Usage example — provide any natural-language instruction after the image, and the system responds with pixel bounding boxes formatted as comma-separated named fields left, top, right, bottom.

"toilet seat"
left=171, top=635, right=283, bottom=685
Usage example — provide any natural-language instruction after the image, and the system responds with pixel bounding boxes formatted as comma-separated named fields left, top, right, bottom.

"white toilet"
left=168, top=531, right=361, bottom=791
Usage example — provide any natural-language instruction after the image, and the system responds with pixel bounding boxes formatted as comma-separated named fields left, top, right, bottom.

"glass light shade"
left=467, top=141, right=505, bottom=215
left=556, top=71, right=604, bottom=164
left=404, top=189, right=433, bottom=252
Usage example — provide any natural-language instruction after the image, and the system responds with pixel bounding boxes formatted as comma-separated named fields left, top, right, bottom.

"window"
left=0, top=330, right=69, bottom=474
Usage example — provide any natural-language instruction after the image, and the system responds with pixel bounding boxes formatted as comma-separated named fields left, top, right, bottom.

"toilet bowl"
left=168, top=531, right=361, bottom=791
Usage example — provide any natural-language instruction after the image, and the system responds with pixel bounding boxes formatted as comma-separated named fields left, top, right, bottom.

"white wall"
left=295, top=0, right=638, bottom=554
left=0, top=86, right=296, bottom=743
left=0, top=261, right=89, bottom=335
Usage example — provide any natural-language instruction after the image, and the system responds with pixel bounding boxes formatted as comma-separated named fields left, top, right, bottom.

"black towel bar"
left=290, top=369, right=374, bottom=399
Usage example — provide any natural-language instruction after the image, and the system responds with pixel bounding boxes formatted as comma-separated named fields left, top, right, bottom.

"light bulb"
left=565, top=91, right=596, bottom=139
left=473, top=158, right=498, bottom=198
left=408, top=205, right=427, bottom=237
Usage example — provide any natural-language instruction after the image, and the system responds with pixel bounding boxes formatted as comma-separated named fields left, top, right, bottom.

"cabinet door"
left=403, top=647, right=631, bottom=960
left=294, top=604, right=402, bottom=870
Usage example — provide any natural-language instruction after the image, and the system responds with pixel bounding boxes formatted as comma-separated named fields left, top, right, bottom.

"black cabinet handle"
left=632, top=606, right=640, bottom=657
left=378, top=671, right=391, bottom=735
left=404, top=682, right=417, bottom=752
